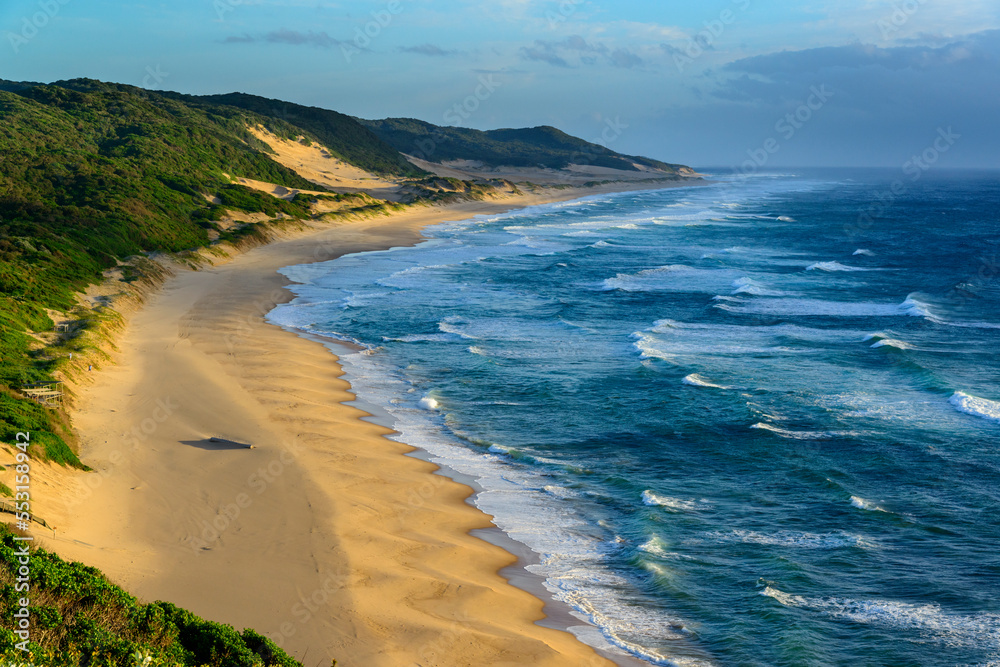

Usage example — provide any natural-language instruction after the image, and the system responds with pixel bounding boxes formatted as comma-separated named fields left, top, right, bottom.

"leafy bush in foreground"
left=0, top=525, right=303, bottom=666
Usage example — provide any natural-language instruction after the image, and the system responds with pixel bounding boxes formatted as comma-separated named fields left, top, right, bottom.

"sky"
left=2, top=0, right=999, bottom=169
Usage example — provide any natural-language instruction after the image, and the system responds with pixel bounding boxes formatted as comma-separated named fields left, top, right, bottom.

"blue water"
left=269, top=170, right=1000, bottom=666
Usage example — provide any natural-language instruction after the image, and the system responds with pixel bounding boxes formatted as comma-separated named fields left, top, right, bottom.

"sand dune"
left=246, top=125, right=402, bottom=199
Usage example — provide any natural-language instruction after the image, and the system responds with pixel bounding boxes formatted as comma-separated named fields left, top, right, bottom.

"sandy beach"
left=32, top=183, right=693, bottom=666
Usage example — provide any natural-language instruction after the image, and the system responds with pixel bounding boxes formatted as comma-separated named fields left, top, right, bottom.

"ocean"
left=268, top=169, right=1000, bottom=666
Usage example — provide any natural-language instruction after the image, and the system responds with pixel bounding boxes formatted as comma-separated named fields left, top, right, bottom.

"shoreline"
left=35, top=180, right=700, bottom=666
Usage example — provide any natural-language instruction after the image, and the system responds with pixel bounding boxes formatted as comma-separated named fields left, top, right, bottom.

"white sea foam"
left=377, top=263, right=453, bottom=288
left=717, top=297, right=922, bottom=318
left=939, top=319, right=1000, bottom=330
left=853, top=249, right=876, bottom=256
left=438, top=316, right=477, bottom=339
left=949, top=392, right=1000, bottom=424
left=850, top=495, right=888, bottom=512
left=761, top=587, right=1000, bottom=650
left=709, top=530, right=876, bottom=550
left=751, top=422, right=844, bottom=440
left=418, top=396, right=440, bottom=410
left=638, top=536, right=672, bottom=558
left=870, top=338, right=914, bottom=350
left=543, top=484, right=579, bottom=499
left=806, top=261, right=869, bottom=272
left=731, top=276, right=789, bottom=297
left=777, top=215, right=796, bottom=222
left=894, top=295, right=1000, bottom=331
left=683, top=374, right=730, bottom=389
left=634, top=330, right=780, bottom=359
left=632, top=333, right=675, bottom=362
left=900, top=295, right=934, bottom=318
left=603, top=264, right=711, bottom=292
left=590, top=240, right=614, bottom=248
left=651, top=319, right=682, bottom=331
left=642, top=490, right=701, bottom=511
left=760, top=585, right=806, bottom=607
left=384, top=333, right=453, bottom=343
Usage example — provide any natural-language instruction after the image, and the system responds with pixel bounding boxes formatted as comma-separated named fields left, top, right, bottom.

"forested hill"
left=0, top=78, right=379, bottom=467
left=181, top=91, right=425, bottom=177
left=362, top=117, right=691, bottom=173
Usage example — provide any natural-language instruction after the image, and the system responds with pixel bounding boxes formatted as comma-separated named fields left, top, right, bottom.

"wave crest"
left=850, top=495, right=888, bottom=512
left=683, top=374, right=730, bottom=389
left=807, top=261, right=868, bottom=272
left=949, top=391, right=1000, bottom=423
left=761, top=587, right=1000, bottom=650
left=642, top=490, right=701, bottom=511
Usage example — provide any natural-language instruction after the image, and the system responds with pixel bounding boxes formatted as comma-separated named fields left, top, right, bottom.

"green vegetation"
left=0, top=525, right=304, bottom=666
left=182, top=92, right=425, bottom=177
left=0, top=79, right=339, bottom=467
left=362, top=118, right=691, bottom=173
left=402, top=177, right=520, bottom=203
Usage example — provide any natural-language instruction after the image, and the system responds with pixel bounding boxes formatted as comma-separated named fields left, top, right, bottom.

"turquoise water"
left=269, top=170, right=1000, bottom=666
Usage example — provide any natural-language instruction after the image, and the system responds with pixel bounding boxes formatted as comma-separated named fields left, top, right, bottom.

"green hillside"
left=0, top=79, right=331, bottom=466
left=185, top=93, right=426, bottom=177
left=361, top=117, right=690, bottom=173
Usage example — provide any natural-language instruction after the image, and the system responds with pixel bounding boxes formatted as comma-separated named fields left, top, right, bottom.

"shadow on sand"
left=179, top=437, right=255, bottom=451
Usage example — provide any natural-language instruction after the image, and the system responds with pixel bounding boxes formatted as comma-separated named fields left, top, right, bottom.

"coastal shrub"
left=0, top=392, right=80, bottom=468
left=214, top=185, right=310, bottom=220
left=0, top=525, right=304, bottom=666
